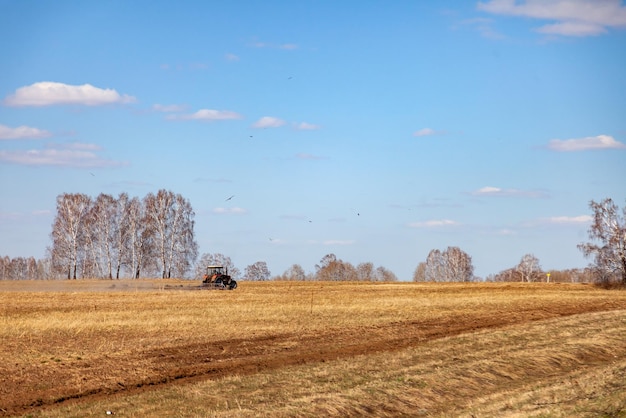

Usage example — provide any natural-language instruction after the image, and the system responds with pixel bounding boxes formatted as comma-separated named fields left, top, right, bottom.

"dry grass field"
left=1, top=280, right=625, bottom=417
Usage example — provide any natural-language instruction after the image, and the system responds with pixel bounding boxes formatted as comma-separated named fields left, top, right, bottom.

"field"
left=1, top=280, right=625, bottom=417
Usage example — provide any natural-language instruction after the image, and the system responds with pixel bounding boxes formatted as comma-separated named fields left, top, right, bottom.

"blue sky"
left=1, top=0, right=625, bottom=280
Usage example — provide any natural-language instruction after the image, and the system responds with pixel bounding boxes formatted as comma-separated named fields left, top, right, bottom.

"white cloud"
left=253, top=116, right=286, bottom=128
left=548, top=134, right=626, bottom=151
left=225, top=53, right=240, bottom=61
left=0, top=146, right=127, bottom=168
left=167, top=109, right=243, bottom=121
left=413, top=128, right=436, bottom=137
left=0, top=124, right=52, bottom=140
left=546, top=215, right=593, bottom=224
left=408, top=219, right=459, bottom=228
left=477, top=0, right=626, bottom=37
left=3, top=82, right=136, bottom=107
left=470, top=186, right=549, bottom=198
left=293, top=122, right=320, bottom=130
left=536, top=21, right=607, bottom=36
left=152, top=103, right=187, bottom=113
left=212, top=207, right=247, bottom=215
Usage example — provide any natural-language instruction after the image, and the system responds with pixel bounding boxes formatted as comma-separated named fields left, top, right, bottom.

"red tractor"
left=202, top=265, right=237, bottom=290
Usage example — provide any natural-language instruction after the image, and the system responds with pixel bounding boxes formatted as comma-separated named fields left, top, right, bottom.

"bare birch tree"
left=578, top=198, right=626, bottom=285
left=113, top=193, right=130, bottom=279
left=444, top=246, right=474, bottom=282
left=315, top=254, right=356, bottom=281
left=412, top=262, right=427, bottom=282
left=425, top=249, right=445, bottom=281
left=516, top=253, right=542, bottom=282
left=50, top=193, right=91, bottom=279
left=376, top=266, right=398, bottom=282
left=281, top=264, right=307, bottom=281
left=244, top=261, right=271, bottom=281
left=89, top=194, right=118, bottom=279
left=167, top=194, right=198, bottom=278
left=356, top=262, right=376, bottom=281
left=423, top=247, right=474, bottom=282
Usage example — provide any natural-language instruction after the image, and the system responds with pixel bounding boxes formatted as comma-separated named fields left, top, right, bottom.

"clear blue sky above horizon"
left=1, top=0, right=625, bottom=280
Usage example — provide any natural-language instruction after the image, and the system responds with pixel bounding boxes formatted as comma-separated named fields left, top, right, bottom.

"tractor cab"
left=202, top=265, right=237, bottom=290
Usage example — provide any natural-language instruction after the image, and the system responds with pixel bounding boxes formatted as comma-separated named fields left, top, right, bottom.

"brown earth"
left=1, top=291, right=624, bottom=417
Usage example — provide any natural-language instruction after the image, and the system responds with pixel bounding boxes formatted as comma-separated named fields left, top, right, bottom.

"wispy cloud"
left=0, top=124, right=52, bottom=140
left=152, top=103, right=188, bottom=113
left=3, top=82, right=136, bottom=107
left=253, top=116, right=286, bottom=128
left=167, top=109, right=243, bottom=121
left=0, top=143, right=127, bottom=168
left=546, top=215, right=593, bottom=224
left=523, top=214, right=593, bottom=227
left=293, top=122, right=321, bottom=130
left=460, top=17, right=506, bottom=39
left=225, top=53, right=240, bottom=61
left=212, top=207, right=247, bottom=215
left=477, top=0, right=626, bottom=37
left=250, top=40, right=299, bottom=50
left=470, top=186, right=549, bottom=198
left=413, top=128, right=442, bottom=137
left=413, top=127, right=452, bottom=137
left=547, top=134, right=626, bottom=151
left=408, top=219, right=459, bottom=228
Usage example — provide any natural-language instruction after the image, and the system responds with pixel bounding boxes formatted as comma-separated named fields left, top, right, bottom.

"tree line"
left=1, top=197, right=624, bottom=285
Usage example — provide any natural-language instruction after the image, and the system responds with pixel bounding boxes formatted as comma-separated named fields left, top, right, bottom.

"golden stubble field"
left=1, top=280, right=625, bottom=417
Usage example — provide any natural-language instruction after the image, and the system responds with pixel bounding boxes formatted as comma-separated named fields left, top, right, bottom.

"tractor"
left=202, top=265, right=237, bottom=290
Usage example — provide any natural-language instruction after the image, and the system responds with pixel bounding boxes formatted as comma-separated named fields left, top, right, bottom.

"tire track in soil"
left=3, top=300, right=624, bottom=417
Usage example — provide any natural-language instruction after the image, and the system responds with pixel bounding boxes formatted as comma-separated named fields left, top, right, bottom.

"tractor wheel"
left=229, top=281, right=237, bottom=290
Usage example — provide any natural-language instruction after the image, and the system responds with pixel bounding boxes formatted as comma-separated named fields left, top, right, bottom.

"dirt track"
left=2, top=295, right=624, bottom=417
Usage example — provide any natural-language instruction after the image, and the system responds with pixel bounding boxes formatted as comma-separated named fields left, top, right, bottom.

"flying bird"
left=225, top=195, right=234, bottom=201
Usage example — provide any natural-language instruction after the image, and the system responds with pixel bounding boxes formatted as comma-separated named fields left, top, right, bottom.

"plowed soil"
left=1, top=281, right=625, bottom=416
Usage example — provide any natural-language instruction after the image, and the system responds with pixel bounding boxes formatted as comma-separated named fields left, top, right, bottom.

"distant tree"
left=516, top=254, right=542, bottom=282
left=113, top=192, right=130, bottom=279
left=144, top=190, right=198, bottom=278
left=578, top=198, right=626, bottom=285
left=50, top=193, right=92, bottom=279
left=424, top=249, right=444, bottom=281
left=444, top=246, right=474, bottom=282
left=489, top=267, right=516, bottom=282
left=356, top=262, right=376, bottom=281
left=168, top=194, right=198, bottom=278
left=244, top=261, right=271, bottom=281
left=423, top=247, right=474, bottom=282
left=376, top=266, right=398, bottom=282
left=412, top=262, right=427, bottom=282
left=125, top=196, right=153, bottom=279
left=280, top=264, right=307, bottom=281
left=88, top=193, right=118, bottom=279
left=315, top=254, right=355, bottom=281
